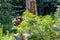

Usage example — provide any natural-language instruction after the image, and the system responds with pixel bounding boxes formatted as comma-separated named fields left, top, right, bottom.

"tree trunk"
left=26, top=0, right=37, bottom=15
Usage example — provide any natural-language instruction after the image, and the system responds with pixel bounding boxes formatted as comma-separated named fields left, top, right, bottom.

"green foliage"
left=0, top=30, right=16, bottom=40
left=0, top=28, right=2, bottom=40
left=0, top=0, right=25, bottom=24
left=0, top=0, right=25, bottom=33
left=0, top=0, right=60, bottom=40
left=13, top=10, right=60, bottom=40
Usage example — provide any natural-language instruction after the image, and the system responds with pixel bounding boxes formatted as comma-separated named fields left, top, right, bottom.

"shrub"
left=13, top=10, right=60, bottom=40
left=1, top=30, right=16, bottom=40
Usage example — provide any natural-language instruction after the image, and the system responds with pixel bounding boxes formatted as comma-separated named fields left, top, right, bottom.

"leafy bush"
left=0, top=30, right=16, bottom=40
left=13, top=10, right=60, bottom=40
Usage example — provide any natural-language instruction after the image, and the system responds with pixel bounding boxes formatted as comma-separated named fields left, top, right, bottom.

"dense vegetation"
left=0, top=0, right=25, bottom=33
left=0, top=0, right=60, bottom=40
left=0, top=0, right=59, bottom=32
left=0, top=10, right=60, bottom=40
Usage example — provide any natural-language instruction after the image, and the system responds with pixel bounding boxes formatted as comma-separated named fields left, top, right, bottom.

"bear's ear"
left=16, top=16, right=21, bottom=20
left=16, top=16, right=23, bottom=21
